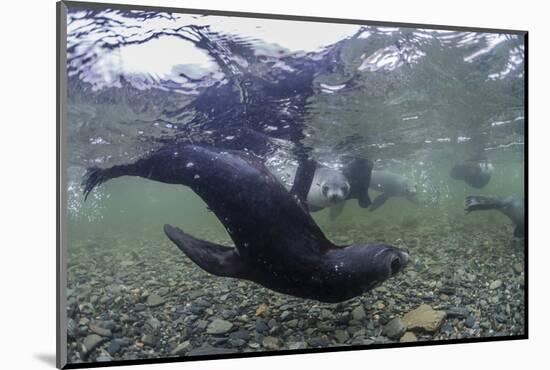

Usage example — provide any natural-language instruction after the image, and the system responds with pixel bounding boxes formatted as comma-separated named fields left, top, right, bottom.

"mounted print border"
left=57, top=1, right=528, bottom=368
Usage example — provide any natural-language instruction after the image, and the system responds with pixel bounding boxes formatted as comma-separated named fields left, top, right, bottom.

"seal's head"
left=320, top=175, right=350, bottom=203
left=366, top=244, right=410, bottom=279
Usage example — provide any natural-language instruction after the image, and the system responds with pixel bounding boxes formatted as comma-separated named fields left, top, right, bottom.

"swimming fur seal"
left=273, top=158, right=373, bottom=218
left=82, top=144, right=409, bottom=303
left=369, top=170, right=417, bottom=211
left=464, top=196, right=524, bottom=238
left=450, top=160, right=493, bottom=188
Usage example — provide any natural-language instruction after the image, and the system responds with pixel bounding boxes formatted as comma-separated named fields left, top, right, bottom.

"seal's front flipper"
left=370, top=193, right=390, bottom=211
left=291, top=157, right=316, bottom=203
left=464, top=196, right=501, bottom=213
left=329, top=202, right=346, bottom=220
left=514, top=225, right=525, bottom=238
left=163, top=224, right=245, bottom=278
left=343, top=158, right=373, bottom=208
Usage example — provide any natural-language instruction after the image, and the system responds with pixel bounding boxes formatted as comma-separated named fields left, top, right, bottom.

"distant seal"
left=450, top=160, right=493, bottom=188
left=273, top=157, right=373, bottom=218
left=307, top=167, right=350, bottom=211
left=465, top=196, right=524, bottom=238
left=368, top=170, right=418, bottom=211
left=83, top=144, right=409, bottom=302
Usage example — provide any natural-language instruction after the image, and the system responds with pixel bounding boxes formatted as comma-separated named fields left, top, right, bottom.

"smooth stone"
left=229, top=338, right=246, bottom=347
left=489, top=280, right=503, bottom=290
left=351, top=306, right=367, bottom=321
left=320, top=309, right=334, bottom=320
left=262, top=336, right=280, bottom=350
left=107, top=341, right=121, bottom=356
left=141, top=334, right=158, bottom=347
left=171, top=340, right=191, bottom=355
left=382, top=317, right=407, bottom=339
left=513, top=263, right=524, bottom=274
left=147, top=293, right=165, bottom=307
left=222, top=309, right=237, bottom=320
left=255, top=320, right=269, bottom=333
left=89, top=323, right=112, bottom=337
left=188, top=344, right=238, bottom=356
left=400, top=332, right=418, bottom=343
left=402, top=304, right=446, bottom=333
left=230, top=330, right=251, bottom=341
left=309, top=337, right=330, bottom=347
left=96, top=353, right=113, bottom=362
left=334, top=329, right=349, bottom=343
left=288, top=341, right=308, bottom=350
left=445, top=307, right=469, bottom=319
left=464, top=316, right=476, bottom=328
left=82, top=334, right=105, bottom=356
left=206, top=319, right=233, bottom=335
left=256, top=303, right=269, bottom=317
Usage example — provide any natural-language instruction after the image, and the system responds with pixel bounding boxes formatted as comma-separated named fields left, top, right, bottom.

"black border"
left=57, top=1, right=528, bottom=369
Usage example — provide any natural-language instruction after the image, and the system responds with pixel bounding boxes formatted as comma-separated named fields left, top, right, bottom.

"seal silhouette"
left=465, top=196, right=524, bottom=238
left=83, top=144, right=409, bottom=302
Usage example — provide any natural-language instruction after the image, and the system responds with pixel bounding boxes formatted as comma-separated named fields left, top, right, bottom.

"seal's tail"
left=464, top=196, right=502, bottom=213
left=82, top=164, right=135, bottom=201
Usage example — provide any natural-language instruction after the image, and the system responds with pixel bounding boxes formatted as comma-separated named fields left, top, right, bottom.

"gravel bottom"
left=65, top=219, right=525, bottom=364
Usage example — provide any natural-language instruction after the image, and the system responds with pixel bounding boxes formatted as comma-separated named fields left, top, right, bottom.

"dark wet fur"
left=450, top=163, right=491, bottom=188
left=465, top=196, right=524, bottom=238
left=82, top=144, right=408, bottom=302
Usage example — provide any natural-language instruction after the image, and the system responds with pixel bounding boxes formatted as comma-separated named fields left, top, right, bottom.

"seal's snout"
left=389, top=249, right=410, bottom=276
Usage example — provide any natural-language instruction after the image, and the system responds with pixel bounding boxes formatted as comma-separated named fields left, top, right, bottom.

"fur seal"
left=369, top=170, right=418, bottom=211
left=82, top=144, right=408, bottom=302
left=465, top=196, right=524, bottom=238
left=450, top=160, right=493, bottom=188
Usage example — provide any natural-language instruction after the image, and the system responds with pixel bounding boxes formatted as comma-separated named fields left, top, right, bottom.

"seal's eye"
left=390, top=257, right=401, bottom=274
left=322, top=185, right=329, bottom=197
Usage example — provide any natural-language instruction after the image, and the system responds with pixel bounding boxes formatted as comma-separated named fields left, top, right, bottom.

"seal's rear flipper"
left=370, top=193, right=390, bottom=211
left=343, top=158, right=373, bottom=208
left=464, top=196, right=501, bottom=213
left=163, top=224, right=245, bottom=278
left=514, top=225, right=525, bottom=238
left=82, top=164, right=139, bottom=201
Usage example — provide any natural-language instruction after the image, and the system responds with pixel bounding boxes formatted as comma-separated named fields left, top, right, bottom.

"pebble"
left=188, top=344, right=237, bottom=356
left=445, top=307, right=469, bottom=319
left=256, top=303, right=269, bottom=317
left=147, top=293, right=165, bottom=307
left=107, top=341, right=121, bottom=356
left=255, top=320, right=269, bottom=333
left=206, top=319, right=233, bottom=334
left=351, top=306, right=367, bottom=321
left=96, top=353, right=113, bottom=362
left=382, top=317, right=407, bottom=339
left=141, top=334, right=158, bottom=347
left=334, top=329, right=349, bottom=343
left=489, top=280, right=503, bottom=290
left=89, top=323, right=112, bottom=337
left=171, top=340, right=191, bottom=355
left=81, top=334, right=105, bottom=357
left=464, top=316, right=476, bottom=328
left=262, top=336, right=280, bottom=350
left=400, top=332, right=418, bottom=342
left=402, top=304, right=446, bottom=333
left=288, top=341, right=308, bottom=350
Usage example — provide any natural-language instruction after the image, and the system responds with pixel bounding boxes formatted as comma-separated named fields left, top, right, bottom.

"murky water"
left=63, top=5, right=525, bottom=365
